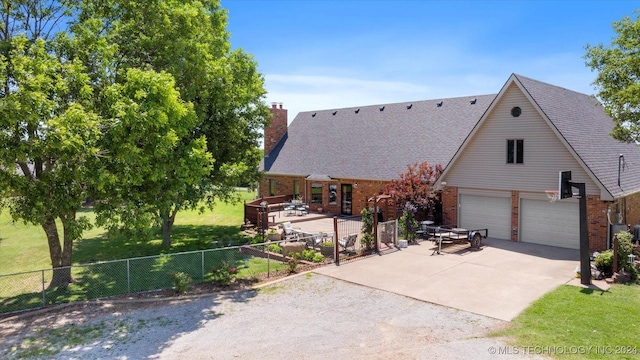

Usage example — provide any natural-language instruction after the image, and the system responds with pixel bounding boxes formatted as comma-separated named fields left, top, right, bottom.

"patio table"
left=296, top=205, right=309, bottom=216
left=284, top=204, right=296, bottom=216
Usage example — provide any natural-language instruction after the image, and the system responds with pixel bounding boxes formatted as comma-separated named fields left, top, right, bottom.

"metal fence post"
left=127, top=259, right=131, bottom=293
left=41, top=270, right=45, bottom=307
left=201, top=250, right=205, bottom=280
left=334, top=216, right=339, bottom=265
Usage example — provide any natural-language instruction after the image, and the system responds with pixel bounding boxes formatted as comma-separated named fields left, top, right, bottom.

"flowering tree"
left=384, top=161, right=444, bottom=218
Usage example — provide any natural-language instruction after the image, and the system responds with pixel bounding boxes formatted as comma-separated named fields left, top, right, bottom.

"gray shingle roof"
left=262, top=73, right=640, bottom=199
left=514, top=74, right=640, bottom=198
left=261, top=95, right=495, bottom=181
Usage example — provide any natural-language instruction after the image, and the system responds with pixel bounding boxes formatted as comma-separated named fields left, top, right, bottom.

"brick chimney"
left=265, top=102, right=287, bottom=156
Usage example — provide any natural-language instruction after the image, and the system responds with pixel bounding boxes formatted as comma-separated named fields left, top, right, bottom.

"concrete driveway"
left=313, top=237, right=579, bottom=321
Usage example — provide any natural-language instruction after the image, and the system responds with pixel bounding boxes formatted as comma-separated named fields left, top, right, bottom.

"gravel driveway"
left=0, top=273, right=547, bottom=359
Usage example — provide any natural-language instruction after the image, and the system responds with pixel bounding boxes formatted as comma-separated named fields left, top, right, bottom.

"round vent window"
left=511, top=106, right=522, bottom=117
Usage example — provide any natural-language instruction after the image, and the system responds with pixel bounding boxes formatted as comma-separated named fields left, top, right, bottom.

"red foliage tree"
left=384, top=161, right=444, bottom=218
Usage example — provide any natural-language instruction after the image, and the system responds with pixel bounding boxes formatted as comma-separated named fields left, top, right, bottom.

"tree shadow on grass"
left=74, top=225, right=251, bottom=264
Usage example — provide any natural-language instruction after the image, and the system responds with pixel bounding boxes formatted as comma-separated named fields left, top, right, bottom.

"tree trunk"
left=42, top=217, right=72, bottom=287
left=161, top=212, right=176, bottom=247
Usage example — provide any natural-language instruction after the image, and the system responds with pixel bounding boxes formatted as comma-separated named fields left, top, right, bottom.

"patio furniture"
left=282, top=222, right=300, bottom=241
left=296, top=205, right=309, bottom=216
left=284, top=204, right=296, bottom=216
left=416, top=220, right=434, bottom=239
left=310, top=232, right=331, bottom=248
left=338, top=233, right=357, bottom=253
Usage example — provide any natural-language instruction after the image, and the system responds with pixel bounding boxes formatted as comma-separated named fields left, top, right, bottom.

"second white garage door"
left=519, top=199, right=580, bottom=249
left=459, top=194, right=511, bottom=240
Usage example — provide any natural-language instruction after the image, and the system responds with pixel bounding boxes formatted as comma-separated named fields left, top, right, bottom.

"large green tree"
left=585, top=10, right=640, bottom=142
left=0, top=1, right=224, bottom=284
left=0, top=34, right=98, bottom=285
left=75, top=0, right=269, bottom=245
left=95, top=68, right=213, bottom=246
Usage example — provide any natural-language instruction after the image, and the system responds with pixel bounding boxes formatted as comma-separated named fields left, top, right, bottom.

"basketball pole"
left=571, top=181, right=591, bottom=286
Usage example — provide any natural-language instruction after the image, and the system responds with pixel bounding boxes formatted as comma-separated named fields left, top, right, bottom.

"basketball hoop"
left=545, top=190, right=559, bottom=203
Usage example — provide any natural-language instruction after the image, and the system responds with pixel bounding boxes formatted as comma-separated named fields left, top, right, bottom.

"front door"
left=341, top=184, right=352, bottom=215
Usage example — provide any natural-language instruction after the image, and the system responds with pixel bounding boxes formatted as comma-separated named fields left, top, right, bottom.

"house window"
left=293, top=180, right=300, bottom=198
left=507, top=139, right=524, bottom=164
left=311, top=183, right=322, bottom=204
left=269, top=179, right=276, bottom=196
left=329, top=184, right=337, bottom=205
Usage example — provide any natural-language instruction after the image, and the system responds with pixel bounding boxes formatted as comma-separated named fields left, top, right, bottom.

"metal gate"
left=377, top=220, right=398, bottom=254
left=333, top=215, right=368, bottom=264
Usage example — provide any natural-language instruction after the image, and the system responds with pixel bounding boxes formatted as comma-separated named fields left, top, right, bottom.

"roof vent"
left=406, top=104, right=412, bottom=109
left=312, top=112, right=316, bottom=117
left=437, top=101, right=443, bottom=107
left=379, top=106, right=385, bottom=111
left=355, top=109, right=360, bottom=114
left=332, top=111, right=337, bottom=115
left=470, top=98, right=477, bottom=105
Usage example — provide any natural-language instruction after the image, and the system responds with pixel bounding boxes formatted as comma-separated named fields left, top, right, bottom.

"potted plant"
left=320, top=241, right=334, bottom=258
left=267, top=228, right=280, bottom=241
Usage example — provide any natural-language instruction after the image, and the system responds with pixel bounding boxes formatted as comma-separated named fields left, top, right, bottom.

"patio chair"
left=310, top=233, right=327, bottom=248
left=282, top=222, right=300, bottom=241
left=338, top=233, right=357, bottom=253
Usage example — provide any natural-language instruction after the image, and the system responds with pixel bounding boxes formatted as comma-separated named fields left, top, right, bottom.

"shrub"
left=300, top=249, right=325, bottom=263
left=288, top=252, right=300, bottom=274
left=172, top=272, right=192, bottom=295
left=617, top=230, right=633, bottom=261
left=594, top=250, right=613, bottom=276
left=361, top=207, right=375, bottom=250
left=627, top=264, right=638, bottom=282
left=267, top=243, right=282, bottom=253
left=251, top=234, right=263, bottom=244
left=312, top=253, right=325, bottom=263
left=301, top=249, right=315, bottom=261
left=211, top=261, right=238, bottom=286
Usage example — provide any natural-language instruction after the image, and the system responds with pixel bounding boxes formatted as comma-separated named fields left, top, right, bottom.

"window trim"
left=310, top=183, right=322, bottom=204
left=507, top=139, right=524, bottom=164
left=269, top=179, right=276, bottom=196
left=293, top=180, right=300, bottom=198
left=329, top=183, right=337, bottom=205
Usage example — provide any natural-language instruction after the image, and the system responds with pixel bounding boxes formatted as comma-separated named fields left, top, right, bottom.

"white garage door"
left=520, top=199, right=579, bottom=249
left=459, top=195, right=511, bottom=240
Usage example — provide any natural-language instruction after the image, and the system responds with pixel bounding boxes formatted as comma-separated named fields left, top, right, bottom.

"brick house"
left=259, top=74, right=640, bottom=252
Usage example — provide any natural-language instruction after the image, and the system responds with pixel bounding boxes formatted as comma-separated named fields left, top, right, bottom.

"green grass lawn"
left=492, top=283, right=640, bottom=359
left=0, top=189, right=258, bottom=275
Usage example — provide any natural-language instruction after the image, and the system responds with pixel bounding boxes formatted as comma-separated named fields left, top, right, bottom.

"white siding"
left=445, top=83, right=599, bottom=195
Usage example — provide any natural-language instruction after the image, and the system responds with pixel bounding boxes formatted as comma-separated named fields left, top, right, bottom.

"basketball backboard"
left=559, top=171, right=572, bottom=199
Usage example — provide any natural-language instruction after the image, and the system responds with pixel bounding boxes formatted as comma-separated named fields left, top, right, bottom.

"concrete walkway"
left=314, top=237, right=579, bottom=321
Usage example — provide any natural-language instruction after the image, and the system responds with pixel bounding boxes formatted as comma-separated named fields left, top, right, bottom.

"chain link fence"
left=0, top=243, right=292, bottom=316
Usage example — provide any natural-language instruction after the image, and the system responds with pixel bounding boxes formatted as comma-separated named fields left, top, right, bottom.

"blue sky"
left=222, top=0, right=639, bottom=121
